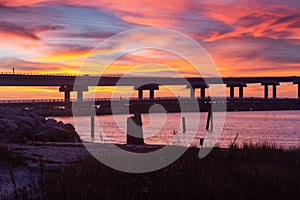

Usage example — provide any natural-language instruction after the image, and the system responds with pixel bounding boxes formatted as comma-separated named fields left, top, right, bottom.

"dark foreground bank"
left=1, top=143, right=300, bottom=199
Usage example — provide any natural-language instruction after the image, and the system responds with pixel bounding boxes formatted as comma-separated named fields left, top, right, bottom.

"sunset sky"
left=0, top=0, right=300, bottom=99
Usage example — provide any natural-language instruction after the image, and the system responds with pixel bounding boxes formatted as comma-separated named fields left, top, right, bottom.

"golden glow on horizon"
left=0, top=0, right=299, bottom=99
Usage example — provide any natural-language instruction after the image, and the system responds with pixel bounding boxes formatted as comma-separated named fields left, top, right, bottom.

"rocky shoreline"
left=0, top=107, right=80, bottom=143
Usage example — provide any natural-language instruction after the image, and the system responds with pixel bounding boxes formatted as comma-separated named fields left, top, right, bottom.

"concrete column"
left=59, top=86, right=73, bottom=102
left=138, top=89, right=143, bottom=100
left=64, top=90, right=71, bottom=102
left=298, top=84, right=300, bottom=99
left=127, top=111, right=144, bottom=145
left=239, top=86, right=244, bottom=98
left=149, top=89, right=154, bottom=100
left=230, top=86, right=234, bottom=98
left=188, top=84, right=208, bottom=98
left=200, top=87, right=206, bottom=98
left=135, top=84, right=159, bottom=101
left=292, top=82, right=300, bottom=99
left=264, top=85, right=268, bottom=98
left=190, top=88, right=195, bottom=98
left=272, top=84, right=277, bottom=98
left=77, top=90, right=83, bottom=101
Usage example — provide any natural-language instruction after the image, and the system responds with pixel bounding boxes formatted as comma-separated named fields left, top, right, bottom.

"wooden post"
left=230, top=86, right=234, bottom=98
left=264, top=85, right=268, bottom=98
left=199, top=138, right=204, bottom=147
left=190, top=88, right=195, bottom=98
left=239, top=86, right=244, bottom=98
left=273, top=84, right=277, bottom=98
left=206, top=107, right=213, bottom=132
left=91, top=115, right=95, bottom=139
left=182, top=117, right=186, bottom=133
left=200, top=87, right=206, bottom=98
left=126, top=111, right=144, bottom=145
left=298, top=84, right=300, bottom=99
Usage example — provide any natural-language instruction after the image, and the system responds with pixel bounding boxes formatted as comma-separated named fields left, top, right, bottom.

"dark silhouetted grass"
left=0, top=144, right=24, bottom=165
left=1, top=143, right=300, bottom=199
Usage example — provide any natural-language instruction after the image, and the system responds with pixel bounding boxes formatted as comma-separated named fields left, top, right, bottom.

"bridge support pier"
left=75, top=86, right=89, bottom=102
left=293, top=82, right=300, bottom=99
left=230, top=86, right=234, bottom=98
left=273, top=84, right=277, bottom=98
left=77, top=90, right=83, bottom=101
left=261, top=82, right=279, bottom=99
left=239, top=86, right=244, bottom=98
left=187, top=84, right=208, bottom=98
left=59, top=86, right=73, bottom=102
left=149, top=89, right=155, bottom=100
left=293, top=81, right=300, bottom=99
left=138, top=89, right=143, bottom=99
left=190, top=88, right=195, bottom=98
left=127, top=111, right=144, bottom=145
left=60, top=85, right=88, bottom=102
left=65, top=90, right=71, bottom=102
left=264, top=85, right=268, bottom=99
left=134, top=84, right=159, bottom=100
left=226, top=83, right=247, bottom=98
left=298, top=84, right=300, bottom=99
left=200, top=86, right=207, bottom=98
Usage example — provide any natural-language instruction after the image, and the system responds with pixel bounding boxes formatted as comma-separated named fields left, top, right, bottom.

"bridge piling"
left=264, top=85, right=269, bottom=99
left=77, top=90, right=83, bottom=101
left=200, top=87, right=206, bottom=98
left=149, top=89, right=155, bottom=100
left=293, top=82, right=300, bottom=99
left=182, top=117, right=186, bottom=133
left=273, top=84, right=277, bottom=98
left=230, top=86, right=234, bottom=98
left=134, top=84, right=159, bottom=101
left=59, top=86, right=73, bottom=102
left=227, top=83, right=246, bottom=98
left=190, top=88, right=195, bottom=98
left=91, top=115, right=95, bottom=139
left=262, top=82, right=279, bottom=99
left=126, top=111, right=144, bottom=145
left=239, top=86, right=244, bottom=98
left=187, top=84, right=208, bottom=98
left=138, top=89, right=143, bottom=100
left=298, top=84, right=300, bottom=99
left=65, top=90, right=71, bottom=102
left=74, top=86, right=88, bottom=101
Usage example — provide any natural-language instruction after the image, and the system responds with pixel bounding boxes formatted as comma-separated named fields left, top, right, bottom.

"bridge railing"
left=0, top=97, right=299, bottom=104
left=0, top=72, right=181, bottom=78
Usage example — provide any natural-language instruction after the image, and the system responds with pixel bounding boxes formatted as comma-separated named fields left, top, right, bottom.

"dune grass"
left=0, top=144, right=24, bottom=165
left=1, top=143, right=300, bottom=199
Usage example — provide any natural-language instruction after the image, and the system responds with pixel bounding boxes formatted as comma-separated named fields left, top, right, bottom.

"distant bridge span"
left=0, top=73, right=300, bottom=101
left=0, top=97, right=300, bottom=116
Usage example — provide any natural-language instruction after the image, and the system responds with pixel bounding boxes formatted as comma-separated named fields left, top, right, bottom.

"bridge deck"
left=0, top=73, right=300, bottom=86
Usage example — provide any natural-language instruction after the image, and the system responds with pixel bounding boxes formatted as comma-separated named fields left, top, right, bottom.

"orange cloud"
left=0, top=0, right=299, bottom=99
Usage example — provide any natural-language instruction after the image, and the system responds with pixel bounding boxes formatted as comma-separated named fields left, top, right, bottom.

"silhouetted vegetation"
left=1, top=144, right=300, bottom=199
left=0, top=144, right=24, bottom=165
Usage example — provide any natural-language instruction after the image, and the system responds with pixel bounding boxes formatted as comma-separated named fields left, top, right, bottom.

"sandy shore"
left=0, top=142, right=166, bottom=192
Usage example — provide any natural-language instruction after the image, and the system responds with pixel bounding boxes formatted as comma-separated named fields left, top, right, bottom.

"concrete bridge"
left=0, top=73, right=300, bottom=101
left=0, top=97, right=299, bottom=116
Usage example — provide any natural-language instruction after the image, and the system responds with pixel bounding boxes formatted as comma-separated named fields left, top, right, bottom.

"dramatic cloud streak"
left=0, top=0, right=299, bottom=98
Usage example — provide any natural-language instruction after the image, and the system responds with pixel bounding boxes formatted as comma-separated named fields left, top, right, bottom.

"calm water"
left=55, top=110, right=300, bottom=149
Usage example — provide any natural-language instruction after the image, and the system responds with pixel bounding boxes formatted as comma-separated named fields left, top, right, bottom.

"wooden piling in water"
left=182, top=117, right=186, bottom=133
left=206, top=108, right=213, bottom=132
left=200, top=138, right=204, bottom=147
left=91, top=115, right=95, bottom=139
left=126, top=111, right=144, bottom=145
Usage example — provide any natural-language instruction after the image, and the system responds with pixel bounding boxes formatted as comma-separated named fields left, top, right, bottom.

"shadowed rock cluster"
left=0, top=107, right=80, bottom=143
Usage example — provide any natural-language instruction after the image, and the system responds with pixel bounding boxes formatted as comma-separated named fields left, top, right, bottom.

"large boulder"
left=45, top=118, right=57, bottom=126
left=0, top=107, right=81, bottom=143
left=35, top=126, right=80, bottom=142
